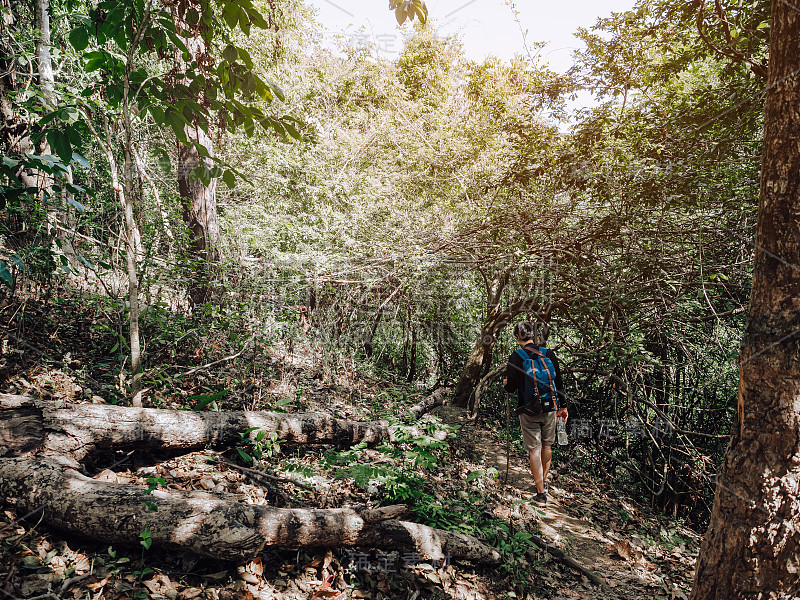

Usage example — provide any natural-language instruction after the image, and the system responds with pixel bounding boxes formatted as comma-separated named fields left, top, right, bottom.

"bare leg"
left=528, top=447, right=544, bottom=493
left=542, top=445, right=552, bottom=485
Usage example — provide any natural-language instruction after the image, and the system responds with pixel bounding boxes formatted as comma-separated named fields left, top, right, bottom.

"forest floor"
left=0, top=291, right=702, bottom=600
left=437, top=406, right=701, bottom=600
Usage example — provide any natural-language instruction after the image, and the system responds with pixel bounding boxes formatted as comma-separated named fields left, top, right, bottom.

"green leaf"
left=222, top=169, right=236, bottom=189
left=112, top=22, right=128, bottom=51
left=191, top=389, right=227, bottom=411
left=60, top=107, right=80, bottom=125
left=139, top=527, right=152, bottom=550
left=223, top=4, right=240, bottom=29
left=67, top=124, right=83, bottom=148
left=67, top=196, right=86, bottom=214
left=149, top=105, right=166, bottom=125
left=84, top=51, right=106, bottom=72
left=8, top=256, right=23, bottom=272
left=266, top=77, right=285, bottom=102
left=164, top=29, right=188, bottom=54
left=466, top=470, right=484, bottom=483
left=188, top=166, right=211, bottom=186
left=247, top=7, right=268, bottom=29
left=154, top=148, right=171, bottom=174
left=69, top=27, right=90, bottom=51
left=165, top=109, right=187, bottom=142
left=0, top=261, right=13, bottom=286
left=283, top=121, right=303, bottom=141
left=222, top=44, right=237, bottom=64
left=48, top=130, right=72, bottom=164
left=105, top=84, right=122, bottom=105
left=71, top=152, right=90, bottom=169
left=39, top=110, right=61, bottom=129
left=237, top=47, right=253, bottom=69
left=266, top=118, right=285, bottom=137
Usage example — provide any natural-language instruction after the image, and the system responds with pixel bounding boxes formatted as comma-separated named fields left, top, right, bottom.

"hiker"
left=503, top=320, right=568, bottom=506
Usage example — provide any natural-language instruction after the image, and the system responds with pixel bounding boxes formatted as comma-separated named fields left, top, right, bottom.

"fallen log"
left=0, top=394, right=391, bottom=463
left=400, top=387, right=449, bottom=423
left=0, top=458, right=501, bottom=564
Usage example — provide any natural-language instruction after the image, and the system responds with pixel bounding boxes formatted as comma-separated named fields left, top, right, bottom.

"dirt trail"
left=437, top=406, right=699, bottom=600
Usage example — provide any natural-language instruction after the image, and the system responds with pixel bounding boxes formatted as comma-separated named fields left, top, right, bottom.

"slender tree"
left=690, top=1, right=800, bottom=597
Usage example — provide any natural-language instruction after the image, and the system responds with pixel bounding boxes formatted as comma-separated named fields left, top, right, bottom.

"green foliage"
left=139, top=476, right=162, bottom=551
left=389, top=0, right=428, bottom=26
left=62, top=0, right=305, bottom=188
left=190, top=388, right=228, bottom=411
left=237, top=427, right=282, bottom=464
left=321, top=421, right=452, bottom=504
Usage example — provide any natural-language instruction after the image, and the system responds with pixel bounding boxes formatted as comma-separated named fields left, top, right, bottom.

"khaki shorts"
left=519, top=411, right=557, bottom=451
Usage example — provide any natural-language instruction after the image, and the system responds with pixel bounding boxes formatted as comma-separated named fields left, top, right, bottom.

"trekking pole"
left=504, top=391, right=510, bottom=486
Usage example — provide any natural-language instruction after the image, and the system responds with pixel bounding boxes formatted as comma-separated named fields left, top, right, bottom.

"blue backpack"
left=515, top=347, right=558, bottom=416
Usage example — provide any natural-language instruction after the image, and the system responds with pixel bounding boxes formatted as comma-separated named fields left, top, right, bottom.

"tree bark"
left=173, top=5, right=222, bottom=309
left=177, top=124, right=221, bottom=308
left=452, top=330, right=495, bottom=408
left=0, top=458, right=501, bottom=564
left=0, top=394, right=392, bottom=464
left=34, top=0, right=54, bottom=107
left=470, top=364, right=505, bottom=417
left=400, top=387, right=449, bottom=423
left=690, top=2, right=800, bottom=598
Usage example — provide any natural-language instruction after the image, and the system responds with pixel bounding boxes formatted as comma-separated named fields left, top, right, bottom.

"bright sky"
left=307, top=0, right=637, bottom=73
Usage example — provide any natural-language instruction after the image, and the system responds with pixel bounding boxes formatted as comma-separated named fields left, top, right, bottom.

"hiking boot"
left=533, top=492, right=547, bottom=506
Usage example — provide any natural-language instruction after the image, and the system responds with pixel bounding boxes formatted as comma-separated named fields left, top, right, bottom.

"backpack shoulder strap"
left=514, top=348, right=530, bottom=361
left=535, top=347, right=559, bottom=409
left=514, top=348, right=541, bottom=400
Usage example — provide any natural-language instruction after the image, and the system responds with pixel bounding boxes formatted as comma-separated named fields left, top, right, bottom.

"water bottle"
left=557, top=416, right=568, bottom=446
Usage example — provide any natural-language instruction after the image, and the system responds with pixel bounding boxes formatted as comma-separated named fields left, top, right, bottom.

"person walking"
left=503, top=320, right=568, bottom=506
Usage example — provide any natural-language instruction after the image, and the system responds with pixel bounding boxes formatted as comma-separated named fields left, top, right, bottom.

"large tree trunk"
left=177, top=125, right=222, bottom=308
left=452, top=326, right=496, bottom=408
left=0, top=394, right=392, bottom=464
left=0, top=458, right=501, bottom=564
left=173, top=3, right=222, bottom=309
left=689, top=2, right=800, bottom=598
